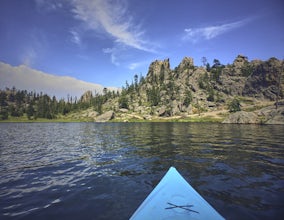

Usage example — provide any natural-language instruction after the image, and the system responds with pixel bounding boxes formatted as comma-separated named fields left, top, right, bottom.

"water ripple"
left=0, top=123, right=283, bottom=219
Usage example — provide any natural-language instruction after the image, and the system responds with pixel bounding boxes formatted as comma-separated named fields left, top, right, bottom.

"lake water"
left=0, top=122, right=283, bottom=220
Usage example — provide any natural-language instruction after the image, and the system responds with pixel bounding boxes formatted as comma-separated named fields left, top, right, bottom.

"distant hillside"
left=93, top=55, right=283, bottom=120
left=1, top=55, right=283, bottom=123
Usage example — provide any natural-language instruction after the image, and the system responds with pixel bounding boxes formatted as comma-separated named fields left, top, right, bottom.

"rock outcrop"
left=242, top=58, right=283, bottom=100
left=80, top=90, right=93, bottom=103
left=177, top=57, right=194, bottom=71
left=258, top=105, right=284, bottom=124
left=222, top=111, right=259, bottom=124
left=232, top=54, right=249, bottom=75
left=222, top=101, right=284, bottom=124
left=96, top=110, right=114, bottom=122
left=146, top=58, right=171, bottom=83
left=77, top=55, right=283, bottom=123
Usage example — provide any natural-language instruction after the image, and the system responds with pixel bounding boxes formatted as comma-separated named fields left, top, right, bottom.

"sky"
left=0, top=0, right=284, bottom=95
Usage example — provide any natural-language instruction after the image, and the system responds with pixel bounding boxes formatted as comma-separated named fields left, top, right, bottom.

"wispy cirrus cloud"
left=128, top=62, right=141, bottom=70
left=102, top=47, right=120, bottom=66
left=183, top=19, right=249, bottom=43
left=35, top=0, right=63, bottom=12
left=71, top=0, right=155, bottom=53
left=70, top=29, right=82, bottom=46
left=21, top=48, right=37, bottom=66
left=128, top=60, right=150, bottom=70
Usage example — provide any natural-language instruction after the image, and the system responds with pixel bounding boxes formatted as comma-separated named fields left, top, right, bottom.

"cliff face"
left=82, top=55, right=284, bottom=121
left=147, top=58, right=171, bottom=81
left=242, top=58, right=284, bottom=100
left=132, top=55, right=282, bottom=115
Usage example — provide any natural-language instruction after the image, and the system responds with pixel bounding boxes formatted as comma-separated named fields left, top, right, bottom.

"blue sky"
left=0, top=0, right=283, bottom=89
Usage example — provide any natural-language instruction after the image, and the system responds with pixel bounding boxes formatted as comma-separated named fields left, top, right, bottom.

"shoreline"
left=0, top=113, right=225, bottom=123
left=1, top=103, right=283, bottom=124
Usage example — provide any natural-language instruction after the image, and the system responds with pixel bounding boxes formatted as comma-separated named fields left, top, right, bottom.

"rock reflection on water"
left=0, top=123, right=283, bottom=220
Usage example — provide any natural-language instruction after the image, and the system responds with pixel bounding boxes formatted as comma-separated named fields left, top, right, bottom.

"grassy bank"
left=1, top=109, right=227, bottom=123
left=1, top=115, right=224, bottom=123
left=111, top=115, right=224, bottom=123
left=0, top=116, right=88, bottom=123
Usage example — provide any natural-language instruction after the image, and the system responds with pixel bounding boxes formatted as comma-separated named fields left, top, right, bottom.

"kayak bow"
left=130, top=167, right=224, bottom=220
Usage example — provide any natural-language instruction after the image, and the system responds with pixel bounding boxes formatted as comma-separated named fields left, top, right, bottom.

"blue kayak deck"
left=130, top=167, right=224, bottom=220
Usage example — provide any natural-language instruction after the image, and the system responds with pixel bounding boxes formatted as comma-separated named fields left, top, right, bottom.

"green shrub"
left=228, top=98, right=241, bottom=112
left=118, top=95, right=129, bottom=109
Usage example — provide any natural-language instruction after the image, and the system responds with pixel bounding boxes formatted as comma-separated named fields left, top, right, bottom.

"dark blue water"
left=0, top=123, right=283, bottom=219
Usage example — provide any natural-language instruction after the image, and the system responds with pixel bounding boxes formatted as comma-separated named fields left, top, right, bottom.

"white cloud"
left=128, top=61, right=148, bottom=70
left=183, top=19, right=248, bottom=43
left=102, top=47, right=120, bottom=66
left=0, top=62, right=116, bottom=99
left=70, top=29, right=82, bottom=46
left=128, top=62, right=140, bottom=70
left=35, top=0, right=63, bottom=12
left=21, top=48, right=37, bottom=66
left=71, top=0, right=155, bottom=52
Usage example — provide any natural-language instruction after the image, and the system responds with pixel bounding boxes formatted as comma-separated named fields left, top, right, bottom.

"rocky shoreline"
left=63, top=101, right=284, bottom=124
left=223, top=105, right=284, bottom=124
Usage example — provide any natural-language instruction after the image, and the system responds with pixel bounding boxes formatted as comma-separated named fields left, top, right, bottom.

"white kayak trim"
left=130, top=167, right=224, bottom=220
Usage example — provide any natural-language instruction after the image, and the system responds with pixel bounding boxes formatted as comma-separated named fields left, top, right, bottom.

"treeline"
left=118, top=74, right=144, bottom=109
left=0, top=87, right=118, bottom=120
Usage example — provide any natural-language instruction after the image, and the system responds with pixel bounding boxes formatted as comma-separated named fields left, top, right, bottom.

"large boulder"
left=223, top=104, right=284, bottom=124
left=222, top=111, right=258, bottom=124
left=119, top=108, right=129, bottom=113
left=265, top=109, right=284, bottom=124
left=258, top=105, right=284, bottom=124
left=157, top=106, right=171, bottom=117
left=88, top=111, right=98, bottom=119
left=96, top=110, right=115, bottom=122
